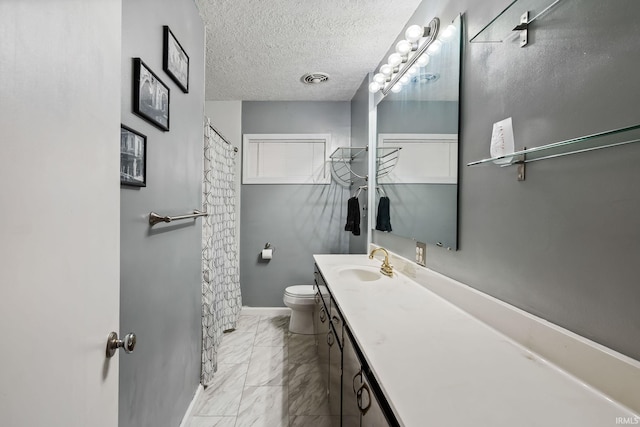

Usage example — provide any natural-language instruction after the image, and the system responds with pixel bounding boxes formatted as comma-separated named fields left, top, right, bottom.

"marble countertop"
left=314, top=254, right=637, bottom=427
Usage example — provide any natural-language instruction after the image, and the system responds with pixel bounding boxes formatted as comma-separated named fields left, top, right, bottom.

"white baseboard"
left=179, top=383, right=204, bottom=427
left=241, top=306, right=291, bottom=316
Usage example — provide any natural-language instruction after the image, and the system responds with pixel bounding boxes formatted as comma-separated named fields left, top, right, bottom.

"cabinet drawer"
left=313, top=266, right=330, bottom=311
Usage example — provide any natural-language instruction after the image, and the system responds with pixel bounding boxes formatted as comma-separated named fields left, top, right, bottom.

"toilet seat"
left=284, top=285, right=315, bottom=299
left=283, top=285, right=317, bottom=335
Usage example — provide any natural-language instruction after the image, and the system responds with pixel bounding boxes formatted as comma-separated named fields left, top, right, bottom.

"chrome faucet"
left=369, top=247, right=393, bottom=277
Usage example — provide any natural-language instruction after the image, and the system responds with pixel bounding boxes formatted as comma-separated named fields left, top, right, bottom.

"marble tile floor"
left=187, top=314, right=336, bottom=427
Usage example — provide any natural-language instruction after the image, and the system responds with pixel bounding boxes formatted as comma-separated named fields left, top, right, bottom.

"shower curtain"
left=201, top=118, right=241, bottom=386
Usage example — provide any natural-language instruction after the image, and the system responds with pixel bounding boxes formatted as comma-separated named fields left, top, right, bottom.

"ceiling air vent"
left=301, top=72, right=330, bottom=85
left=411, top=72, right=440, bottom=84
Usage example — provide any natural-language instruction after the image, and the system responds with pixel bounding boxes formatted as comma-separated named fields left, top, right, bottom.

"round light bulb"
left=440, top=24, right=456, bottom=40
left=380, top=64, right=393, bottom=76
left=427, top=40, right=442, bottom=55
left=407, top=65, right=418, bottom=75
left=390, top=84, right=402, bottom=93
left=388, top=53, right=403, bottom=67
left=405, top=25, right=424, bottom=43
left=399, top=75, right=410, bottom=85
left=395, top=40, right=413, bottom=56
left=368, top=81, right=381, bottom=93
left=416, top=54, right=430, bottom=67
left=373, top=73, right=386, bottom=85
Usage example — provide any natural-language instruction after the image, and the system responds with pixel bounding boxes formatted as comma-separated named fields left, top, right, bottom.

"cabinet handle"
left=352, top=370, right=363, bottom=394
left=315, top=292, right=320, bottom=303
left=331, top=315, right=341, bottom=325
left=327, top=330, right=334, bottom=347
left=356, top=383, right=372, bottom=416
left=319, top=307, right=326, bottom=323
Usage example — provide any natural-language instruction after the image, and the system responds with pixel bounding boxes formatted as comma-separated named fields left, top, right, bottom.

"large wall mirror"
left=373, top=14, right=461, bottom=249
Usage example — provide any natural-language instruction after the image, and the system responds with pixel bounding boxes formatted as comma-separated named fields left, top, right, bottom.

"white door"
left=0, top=1, right=122, bottom=426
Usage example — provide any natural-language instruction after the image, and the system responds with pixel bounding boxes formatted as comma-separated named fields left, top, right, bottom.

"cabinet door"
left=359, top=371, right=390, bottom=427
left=328, top=325, right=342, bottom=421
left=342, top=331, right=362, bottom=427
left=314, top=284, right=330, bottom=392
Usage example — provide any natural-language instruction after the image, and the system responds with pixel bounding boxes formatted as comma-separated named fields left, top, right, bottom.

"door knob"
left=106, top=331, right=136, bottom=358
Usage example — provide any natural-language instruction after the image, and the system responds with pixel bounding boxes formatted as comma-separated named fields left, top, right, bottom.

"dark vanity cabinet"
left=314, top=265, right=396, bottom=427
left=342, top=327, right=364, bottom=427
left=313, top=270, right=330, bottom=395
left=328, top=295, right=343, bottom=424
left=344, top=328, right=390, bottom=427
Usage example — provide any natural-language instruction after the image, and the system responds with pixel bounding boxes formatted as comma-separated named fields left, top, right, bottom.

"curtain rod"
left=208, top=123, right=238, bottom=152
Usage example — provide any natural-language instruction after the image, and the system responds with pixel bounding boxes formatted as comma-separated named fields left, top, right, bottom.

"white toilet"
left=283, top=285, right=316, bottom=334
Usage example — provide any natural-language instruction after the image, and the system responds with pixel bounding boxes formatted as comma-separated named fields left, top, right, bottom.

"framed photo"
left=133, top=58, right=170, bottom=131
left=120, top=125, right=147, bottom=187
left=163, top=26, right=189, bottom=93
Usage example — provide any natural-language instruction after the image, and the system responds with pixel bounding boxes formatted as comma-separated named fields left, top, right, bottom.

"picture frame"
left=163, top=26, right=189, bottom=93
left=133, top=58, right=170, bottom=131
left=120, top=124, right=147, bottom=187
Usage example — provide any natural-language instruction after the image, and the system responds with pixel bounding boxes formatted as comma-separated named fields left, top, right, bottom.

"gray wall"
left=120, top=0, right=205, bottom=425
left=376, top=100, right=459, bottom=247
left=241, top=102, right=351, bottom=306
left=377, top=100, right=459, bottom=134
left=372, top=0, right=640, bottom=360
left=349, top=76, right=371, bottom=254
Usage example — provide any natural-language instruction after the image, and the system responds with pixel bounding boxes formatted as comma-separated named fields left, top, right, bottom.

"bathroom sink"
left=336, top=266, right=381, bottom=282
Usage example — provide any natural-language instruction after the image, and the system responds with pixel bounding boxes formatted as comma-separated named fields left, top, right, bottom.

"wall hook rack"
left=329, top=146, right=401, bottom=186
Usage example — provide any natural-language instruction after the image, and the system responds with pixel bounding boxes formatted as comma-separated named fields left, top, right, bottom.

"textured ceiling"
left=195, top=0, right=424, bottom=101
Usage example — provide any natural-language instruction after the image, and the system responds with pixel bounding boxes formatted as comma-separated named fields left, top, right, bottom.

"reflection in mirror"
left=374, top=15, right=461, bottom=249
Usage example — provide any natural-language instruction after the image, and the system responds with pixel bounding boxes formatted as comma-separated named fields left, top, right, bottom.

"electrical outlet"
left=415, top=241, right=426, bottom=266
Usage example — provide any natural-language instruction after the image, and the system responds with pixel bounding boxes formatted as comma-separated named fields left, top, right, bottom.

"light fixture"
left=368, top=81, right=381, bottom=93
left=440, top=24, right=456, bottom=40
left=395, top=40, right=413, bottom=56
left=426, top=39, right=442, bottom=55
left=388, top=53, right=403, bottom=68
left=373, top=73, right=387, bottom=85
left=380, top=64, right=393, bottom=76
left=416, top=54, right=430, bottom=68
left=369, top=17, right=441, bottom=95
left=405, top=25, right=426, bottom=43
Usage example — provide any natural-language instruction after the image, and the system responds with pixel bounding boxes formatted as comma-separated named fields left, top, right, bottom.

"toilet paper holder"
left=261, top=243, right=275, bottom=260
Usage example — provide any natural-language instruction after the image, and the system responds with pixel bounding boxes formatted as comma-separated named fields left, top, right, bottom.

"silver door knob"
left=106, top=331, right=136, bottom=358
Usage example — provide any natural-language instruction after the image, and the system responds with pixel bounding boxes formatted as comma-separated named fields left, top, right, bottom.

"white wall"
left=205, top=101, right=243, bottom=283
left=0, top=1, right=121, bottom=426
left=204, top=103, right=242, bottom=206
left=205, top=101, right=242, bottom=144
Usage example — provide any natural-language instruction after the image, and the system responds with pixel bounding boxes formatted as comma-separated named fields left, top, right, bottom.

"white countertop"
left=314, top=254, right=637, bottom=427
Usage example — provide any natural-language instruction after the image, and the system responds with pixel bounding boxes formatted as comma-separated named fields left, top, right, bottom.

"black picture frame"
left=133, top=58, right=170, bottom=131
left=163, top=26, right=189, bottom=93
left=120, top=124, right=147, bottom=187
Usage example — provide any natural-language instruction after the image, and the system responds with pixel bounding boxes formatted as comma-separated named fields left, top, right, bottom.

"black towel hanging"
left=375, top=196, right=392, bottom=232
left=344, top=197, right=361, bottom=236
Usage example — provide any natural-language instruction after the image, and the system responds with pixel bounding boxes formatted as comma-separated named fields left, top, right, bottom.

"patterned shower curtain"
left=201, top=118, right=241, bottom=386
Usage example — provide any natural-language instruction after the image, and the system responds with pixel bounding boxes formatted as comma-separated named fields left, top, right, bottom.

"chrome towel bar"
left=149, top=210, right=208, bottom=226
